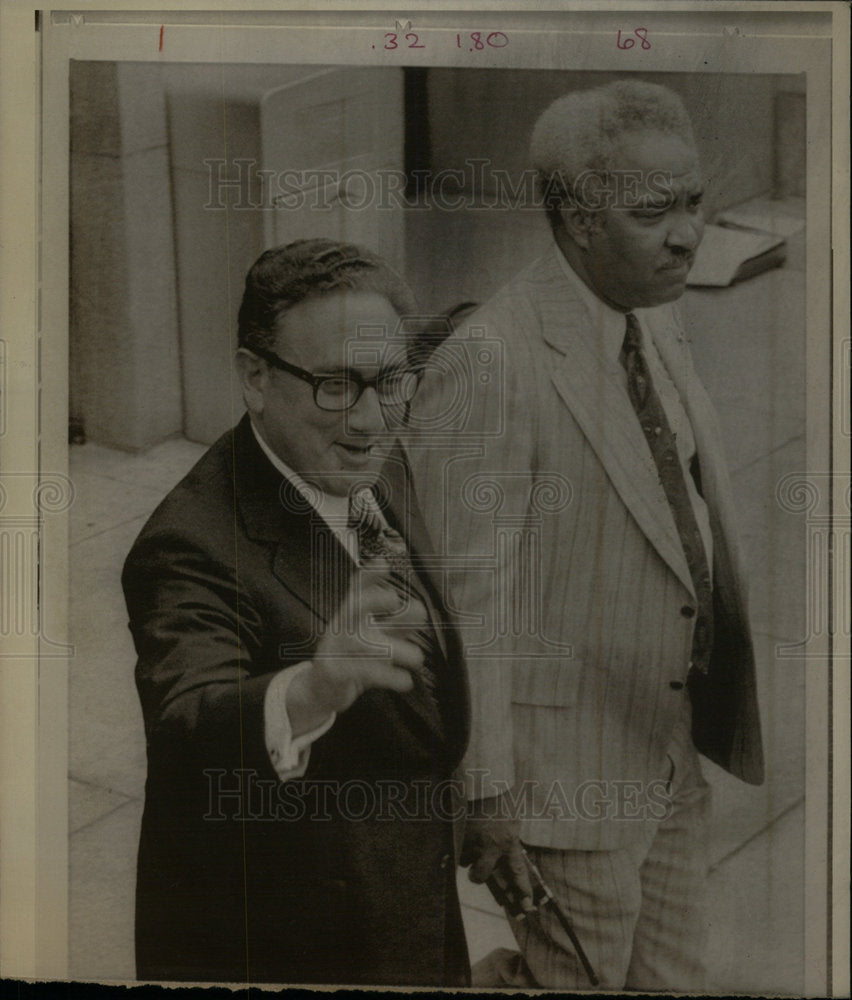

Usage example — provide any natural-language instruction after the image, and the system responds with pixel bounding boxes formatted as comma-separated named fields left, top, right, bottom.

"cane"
left=520, top=846, right=599, bottom=987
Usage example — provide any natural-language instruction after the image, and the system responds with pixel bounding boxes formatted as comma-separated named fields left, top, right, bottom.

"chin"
left=333, top=468, right=384, bottom=496
left=639, top=283, right=686, bottom=307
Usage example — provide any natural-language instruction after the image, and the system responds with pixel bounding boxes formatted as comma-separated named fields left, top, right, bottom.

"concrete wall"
left=162, top=63, right=325, bottom=445
left=70, top=62, right=182, bottom=451
left=166, top=93, right=264, bottom=445
left=408, top=69, right=805, bottom=313
left=70, top=66, right=806, bottom=447
left=70, top=63, right=320, bottom=449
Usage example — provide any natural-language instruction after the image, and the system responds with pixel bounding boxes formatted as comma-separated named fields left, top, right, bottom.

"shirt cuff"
left=264, top=661, right=336, bottom=781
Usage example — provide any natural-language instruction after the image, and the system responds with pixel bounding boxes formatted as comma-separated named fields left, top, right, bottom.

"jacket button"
left=440, top=854, right=451, bottom=870
left=681, top=605, right=696, bottom=618
left=670, top=681, right=684, bottom=690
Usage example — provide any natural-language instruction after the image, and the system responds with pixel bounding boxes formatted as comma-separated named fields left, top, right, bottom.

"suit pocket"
left=512, top=660, right=583, bottom=707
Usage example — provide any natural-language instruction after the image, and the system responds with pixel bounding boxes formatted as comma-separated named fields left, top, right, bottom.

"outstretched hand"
left=285, top=564, right=427, bottom=737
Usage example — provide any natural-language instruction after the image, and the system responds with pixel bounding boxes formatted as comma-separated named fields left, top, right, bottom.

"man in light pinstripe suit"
left=409, top=80, right=764, bottom=990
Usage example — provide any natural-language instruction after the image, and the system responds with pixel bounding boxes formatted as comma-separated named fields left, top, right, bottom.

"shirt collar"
left=553, top=241, right=632, bottom=364
left=249, top=418, right=351, bottom=527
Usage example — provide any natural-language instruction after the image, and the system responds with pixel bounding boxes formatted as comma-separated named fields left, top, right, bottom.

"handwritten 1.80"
left=457, top=32, right=509, bottom=49
left=617, top=28, right=651, bottom=49
left=374, top=31, right=508, bottom=49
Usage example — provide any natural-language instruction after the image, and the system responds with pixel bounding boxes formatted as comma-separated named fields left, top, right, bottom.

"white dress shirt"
left=554, top=245, right=713, bottom=576
left=252, top=421, right=349, bottom=781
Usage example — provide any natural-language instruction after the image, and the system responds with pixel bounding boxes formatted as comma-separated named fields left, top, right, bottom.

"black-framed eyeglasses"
left=251, top=345, right=424, bottom=412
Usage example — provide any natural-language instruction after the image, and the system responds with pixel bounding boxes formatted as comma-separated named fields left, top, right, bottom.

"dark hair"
left=237, top=238, right=418, bottom=352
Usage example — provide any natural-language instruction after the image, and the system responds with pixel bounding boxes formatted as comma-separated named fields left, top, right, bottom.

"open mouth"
left=336, top=442, right=376, bottom=457
left=659, top=258, right=692, bottom=272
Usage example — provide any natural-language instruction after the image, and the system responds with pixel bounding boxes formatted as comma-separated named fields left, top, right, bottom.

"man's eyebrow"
left=631, top=194, right=674, bottom=209
left=631, top=184, right=704, bottom=209
left=315, top=362, right=409, bottom=377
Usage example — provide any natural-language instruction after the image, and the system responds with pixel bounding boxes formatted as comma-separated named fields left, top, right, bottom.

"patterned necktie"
left=347, top=488, right=442, bottom=702
left=620, top=313, right=714, bottom=674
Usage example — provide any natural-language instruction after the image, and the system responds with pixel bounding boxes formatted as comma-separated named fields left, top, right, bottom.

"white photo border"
left=0, top=3, right=848, bottom=994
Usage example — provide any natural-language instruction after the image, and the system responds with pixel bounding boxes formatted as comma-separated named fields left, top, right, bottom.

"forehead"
left=610, top=129, right=702, bottom=191
left=273, top=291, right=402, bottom=368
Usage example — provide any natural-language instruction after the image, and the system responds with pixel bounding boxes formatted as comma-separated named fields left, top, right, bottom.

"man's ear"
left=234, top=348, right=268, bottom=415
left=559, top=204, right=601, bottom=250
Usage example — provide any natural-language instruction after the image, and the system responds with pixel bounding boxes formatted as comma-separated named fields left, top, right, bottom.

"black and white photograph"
left=0, top=4, right=848, bottom=996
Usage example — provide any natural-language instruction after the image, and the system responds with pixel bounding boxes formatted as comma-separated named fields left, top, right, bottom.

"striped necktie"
left=620, top=313, right=714, bottom=674
left=347, top=488, right=442, bottom=700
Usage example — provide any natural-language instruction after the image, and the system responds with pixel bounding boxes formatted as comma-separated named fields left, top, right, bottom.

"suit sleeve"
left=407, top=313, right=538, bottom=798
left=123, top=528, right=280, bottom=778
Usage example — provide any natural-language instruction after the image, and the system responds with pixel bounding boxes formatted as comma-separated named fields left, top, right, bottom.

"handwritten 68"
left=617, top=28, right=651, bottom=50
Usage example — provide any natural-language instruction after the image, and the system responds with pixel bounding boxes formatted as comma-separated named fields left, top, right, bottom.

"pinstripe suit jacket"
left=409, top=249, right=764, bottom=851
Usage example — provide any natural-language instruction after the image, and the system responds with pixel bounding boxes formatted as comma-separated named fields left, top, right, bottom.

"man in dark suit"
left=122, top=239, right=470, bottom=986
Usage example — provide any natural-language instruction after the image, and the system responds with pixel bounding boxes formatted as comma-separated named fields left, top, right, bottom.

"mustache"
left=658, top=252, right=695, bottom=269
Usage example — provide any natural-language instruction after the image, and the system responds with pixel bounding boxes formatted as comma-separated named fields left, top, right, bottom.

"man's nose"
left=665, top=211, right=703, bottom=252
left=346, top=385, right=386, bottom=431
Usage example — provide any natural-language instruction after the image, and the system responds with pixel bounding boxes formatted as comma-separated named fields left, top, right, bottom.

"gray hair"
left=530, top=80, right=695, bottom=226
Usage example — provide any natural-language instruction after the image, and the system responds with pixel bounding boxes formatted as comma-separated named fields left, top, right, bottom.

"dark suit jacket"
left=122, top=416, right=471, bottom=986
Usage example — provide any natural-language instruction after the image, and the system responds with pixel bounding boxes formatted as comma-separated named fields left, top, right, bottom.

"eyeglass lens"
left=314, top=370, right=420, bottom=411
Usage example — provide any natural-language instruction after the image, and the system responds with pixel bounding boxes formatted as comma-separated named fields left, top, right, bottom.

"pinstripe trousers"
left=474, top=701, right=713, bottom=991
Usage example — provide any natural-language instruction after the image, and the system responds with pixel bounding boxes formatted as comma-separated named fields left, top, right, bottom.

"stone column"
left=70, top=61, right=181, bottom=450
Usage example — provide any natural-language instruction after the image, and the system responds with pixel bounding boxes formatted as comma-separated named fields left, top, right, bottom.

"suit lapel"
left=233, top=418, right=468, bottom=756
left=376, top=444, right=470, bottom=755
left=232, top=416, right=355, bottom=622
left=652, top=318, right=750, bottom=604
left=533, top=254, right=695, bottom=597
